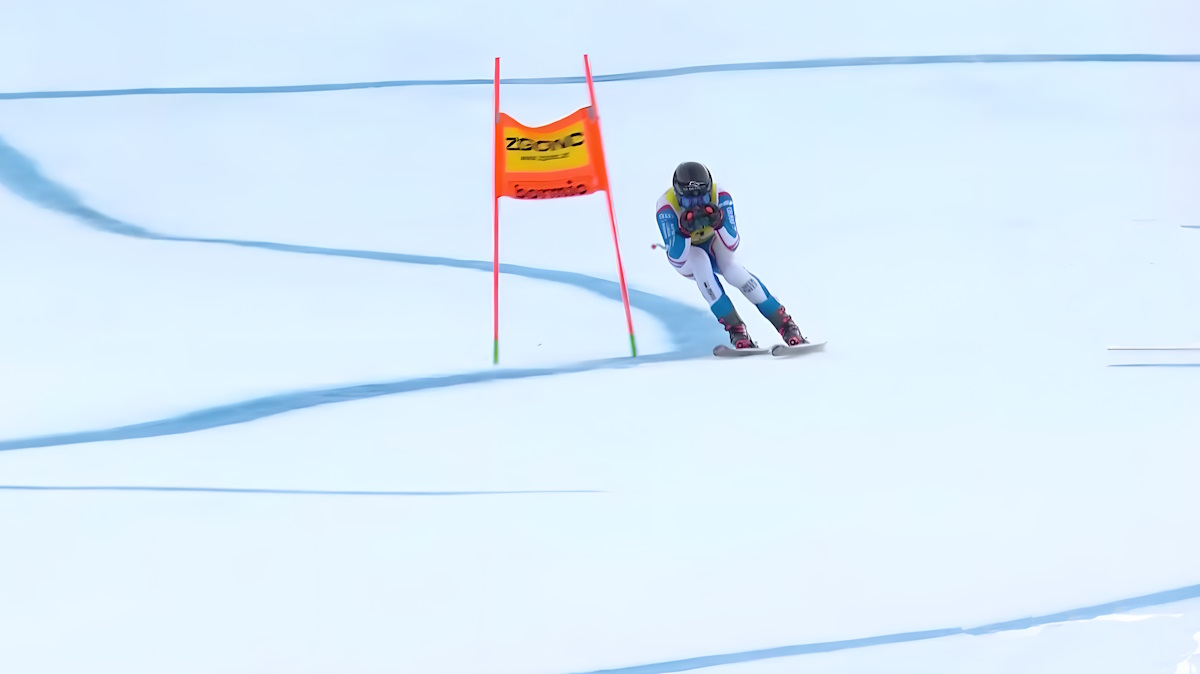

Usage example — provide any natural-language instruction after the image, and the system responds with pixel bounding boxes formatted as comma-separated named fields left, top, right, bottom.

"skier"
left=655, top=161, right=808, bottom=350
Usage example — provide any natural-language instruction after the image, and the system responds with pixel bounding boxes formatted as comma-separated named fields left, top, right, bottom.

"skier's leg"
left=709, top=228, right=779, bottom=310
left=710, top=229, right=808, bottom=345
left=675, top=243, right=756, bottom=348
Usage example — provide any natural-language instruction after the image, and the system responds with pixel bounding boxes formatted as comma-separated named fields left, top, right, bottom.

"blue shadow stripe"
left=570, top=583, right=1200, bottom=674
left=0, top=484, right=600, bottom=497
left=1108, top=364, right=1200, bottom=367
left=0, top=351, right=697, bottom=452
left=0, top=132, right=715, bottom=451
left=1, top=53, right=1197, bottom=100
left=0, top=134, right=711, bottom=353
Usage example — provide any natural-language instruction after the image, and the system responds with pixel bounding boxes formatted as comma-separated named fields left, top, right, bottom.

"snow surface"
left=1, top=1, right=1199, bottom=673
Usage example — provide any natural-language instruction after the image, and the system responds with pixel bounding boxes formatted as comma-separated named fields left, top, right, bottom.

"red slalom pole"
left=583, top=54, right=637, bottom=357
left=492, top=56, right=501, bottom=365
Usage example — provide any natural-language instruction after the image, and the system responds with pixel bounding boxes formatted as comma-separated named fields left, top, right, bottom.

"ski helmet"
left=672, top=161, right=712, bottom=201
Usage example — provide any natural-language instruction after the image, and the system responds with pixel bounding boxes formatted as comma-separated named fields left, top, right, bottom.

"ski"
left=713, top=340, right=826, bottom=358
left=713, top=345, right=769, bottom=357
left=771, top=341, right=826, bottom=357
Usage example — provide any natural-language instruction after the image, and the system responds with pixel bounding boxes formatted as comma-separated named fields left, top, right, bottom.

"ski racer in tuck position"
left=655, top=161, right=809, bottom=350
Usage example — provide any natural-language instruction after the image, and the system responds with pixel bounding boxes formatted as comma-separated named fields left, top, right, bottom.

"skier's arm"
left=656, top=203, right=691, bottom=270
left=715, top=187, right=736, bottom=233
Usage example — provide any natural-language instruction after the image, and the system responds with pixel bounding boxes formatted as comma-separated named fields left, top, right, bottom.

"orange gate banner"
left=491, top=55, right=635, bottom=365
left=495, top=107, right=609, bottom=200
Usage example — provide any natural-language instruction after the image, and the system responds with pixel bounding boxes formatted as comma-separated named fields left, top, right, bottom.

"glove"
left=678, top=204, right=724, bottom=237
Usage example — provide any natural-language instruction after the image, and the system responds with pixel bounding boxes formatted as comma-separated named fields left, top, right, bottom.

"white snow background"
left=1, top=1, right=1199, bottom=673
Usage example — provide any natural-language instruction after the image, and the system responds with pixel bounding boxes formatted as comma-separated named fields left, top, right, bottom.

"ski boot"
left=718, top=309, right=758, bottom=349
left=768, top=305, right=808, bottom=346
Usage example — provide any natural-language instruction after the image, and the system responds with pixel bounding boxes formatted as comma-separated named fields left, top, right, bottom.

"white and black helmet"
left=672, top=161, right=712, bottom=199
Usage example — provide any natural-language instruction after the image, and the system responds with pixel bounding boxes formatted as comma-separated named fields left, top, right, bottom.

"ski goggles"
left=678, top=192, right=712, bottom=209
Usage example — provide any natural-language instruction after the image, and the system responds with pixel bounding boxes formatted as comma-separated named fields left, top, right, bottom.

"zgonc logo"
left=505, top=132, right=585, bottom=152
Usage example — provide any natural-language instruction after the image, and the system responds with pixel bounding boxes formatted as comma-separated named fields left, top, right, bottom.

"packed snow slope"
left=1, top=2, right=1199, bottom=673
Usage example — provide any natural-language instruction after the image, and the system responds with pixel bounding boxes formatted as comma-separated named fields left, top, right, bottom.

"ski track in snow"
left=0, top=132, right=715, bottom=453
left=1, top=52, right=1198, bottom=100
left=2, top=53, right=1199, bottom=673
left=0, top=484, right=603, bottom=497
left=567, top=587, right=1200, bottom=674
left=4, top=50, right=1199, bottom=450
